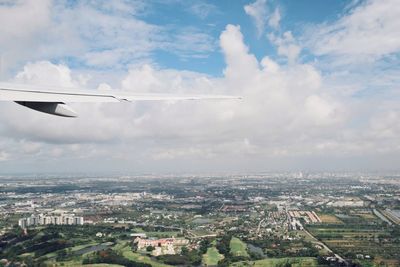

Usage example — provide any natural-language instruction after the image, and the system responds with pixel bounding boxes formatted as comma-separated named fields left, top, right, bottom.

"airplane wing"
left=0, top=82, right=240, bottom=117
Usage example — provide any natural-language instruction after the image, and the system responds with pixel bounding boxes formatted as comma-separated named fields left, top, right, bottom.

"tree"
left=181, top=246, right=189, bottom=255
left=199, top=239, right=211, bottom=254
left=56, top=249, right=67, bottom=261
left=146, top=245, right=155, bottom=252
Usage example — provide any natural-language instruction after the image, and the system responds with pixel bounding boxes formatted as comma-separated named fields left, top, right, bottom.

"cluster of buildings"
left=381, top=209, right=400, bottom=225
left=18, top=214, right=84, bottom=229
left=287, top=210, right=321, bottom=231
left=134, top=237, right=189, bottom=256
left=288, top=210, right=322, bottom=223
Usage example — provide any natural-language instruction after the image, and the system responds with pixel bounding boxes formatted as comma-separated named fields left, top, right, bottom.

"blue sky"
left=0, top=0, right=399, bottom=173
left=52, top=0, right=350, bottom=75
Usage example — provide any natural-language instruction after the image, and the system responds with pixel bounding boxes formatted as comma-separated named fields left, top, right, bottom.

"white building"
left=18, top=214, right=84, bottom=229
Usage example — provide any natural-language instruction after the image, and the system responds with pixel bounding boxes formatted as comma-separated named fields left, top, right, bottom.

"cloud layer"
left=0, top=0, right=399, bottom=172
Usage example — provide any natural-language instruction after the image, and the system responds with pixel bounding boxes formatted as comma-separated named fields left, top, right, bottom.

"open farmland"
left=307, top=220, right=400, bottom=265
left=231, top=257, right=317, bottom=267
left=317, top=214, right=343, bottom=224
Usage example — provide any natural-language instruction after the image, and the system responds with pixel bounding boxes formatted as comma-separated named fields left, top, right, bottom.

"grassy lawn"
left=231, top=257, right=317, bottom=267
left=70, top=242, right=98, bottom=252
left=230, top=237, right=249, bottom=258
left=202, top=247, right=224, bottom=266
left=48, top=241, right=167, bottom=267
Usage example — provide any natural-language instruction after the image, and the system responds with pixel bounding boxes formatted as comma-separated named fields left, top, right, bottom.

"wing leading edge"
left=0, top=82, right=241, bottom=117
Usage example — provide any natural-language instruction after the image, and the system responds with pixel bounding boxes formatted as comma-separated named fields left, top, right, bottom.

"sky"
left=0, top=0, right=399, bottom=174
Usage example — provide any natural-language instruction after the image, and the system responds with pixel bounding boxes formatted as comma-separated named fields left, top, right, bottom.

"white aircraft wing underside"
left=0, top=82, right=240, bottom=117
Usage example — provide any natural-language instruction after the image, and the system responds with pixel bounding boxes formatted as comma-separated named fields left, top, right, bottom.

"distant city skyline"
left=0, top=0, right=399, bottom=173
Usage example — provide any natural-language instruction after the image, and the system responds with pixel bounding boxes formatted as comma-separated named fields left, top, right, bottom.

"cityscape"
left=0, top=173, right=399, bottom=266
left=1, top=0, right=400, bottom=266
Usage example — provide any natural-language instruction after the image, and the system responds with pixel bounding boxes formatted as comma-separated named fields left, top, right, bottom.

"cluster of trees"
left=157, top=252, right=201, bottom=266
left=265, top=246, right=319, bottom=258
left=216, top=234, right=231, bottom=257
left=34, top=240, right=73, bottom=257
left=83, top=249, right=151, bottom=267
left=215, top=235, right=248, bottom=267
left=0, top=227, right=73, bottom=260
left=156, top=243, right=206, bottom=266
left=247, top=237, right=319, bottom=258
left=314, top=233, right=344, bottom=239
left=199, top=239, right=211, bottom=254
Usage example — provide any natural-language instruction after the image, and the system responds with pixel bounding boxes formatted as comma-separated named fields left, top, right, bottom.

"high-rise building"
left=18, top=218, right=28, bottom=229
left=18, top=214, right=84, bottom=228
left=74, top=217, right=84, bottom=225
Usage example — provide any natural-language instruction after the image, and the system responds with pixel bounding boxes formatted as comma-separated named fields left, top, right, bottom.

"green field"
left=231, top=257, right=317, bottom=267
left=230, top=237, right=249, bottom=258
left=203, top=246, right=224, bottom=266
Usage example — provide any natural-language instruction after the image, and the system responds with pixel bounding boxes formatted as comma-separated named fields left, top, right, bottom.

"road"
left=256, top=218, right=265, bottom=235
left=303, top=228, right=347, bottom=264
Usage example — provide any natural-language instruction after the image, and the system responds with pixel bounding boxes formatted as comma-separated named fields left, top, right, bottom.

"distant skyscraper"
left=18, top=218, right=28, bottom=229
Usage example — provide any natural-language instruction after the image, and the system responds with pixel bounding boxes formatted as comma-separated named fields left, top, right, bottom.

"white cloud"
left=164, top=28, right=216, bottom=59
left=188, top=2, right=217, bottom=19
left=307, top=0, right=400, bottom=61
left=14, top=61, right=76, bottom=87
left=244, top=0, right=268, bottom=37
left=0, top=0, right=52, bottom=73
left=304, top=95, right=340, bottom=126
left=0, top=0, right=51, bottom=42
left=0, top=24, right=349, bottom=170
left=268, top=31, right=301, bottom=64
left=268, top=7, right=281, bottom=30
left=0, top=0, right=216, bottom=72
left=244, top=0, right=281, bottom=36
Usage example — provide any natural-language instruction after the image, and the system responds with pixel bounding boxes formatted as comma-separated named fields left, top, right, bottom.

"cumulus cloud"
left=0, top=0, right=399, bottom=172
left=0, top=24, right=349, bottom=170
left=14, top=61, right=76, bottom=87
left=268, top=31, right=301, bottom=64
